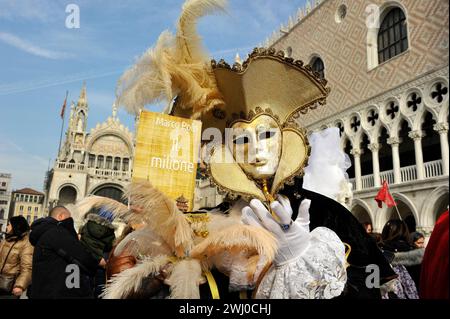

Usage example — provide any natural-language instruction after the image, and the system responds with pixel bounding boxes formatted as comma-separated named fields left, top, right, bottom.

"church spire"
left=77, top=81, right=87, bottom=107
left=112, top=102, right=118, bottom=119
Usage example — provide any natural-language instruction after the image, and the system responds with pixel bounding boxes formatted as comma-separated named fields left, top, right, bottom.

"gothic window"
left=344, top=139, right=355, bottom=179
left=431, top=82, right=448, bottom=104
left=360, top=134, right=372, bottom=176
left=27, top=215, right=31, bottom=224
left=114, top=157, right=121, bottom=170
left=310, top=57, right=325, bottom=79
left=105, top=156, right=113, bottom=170
left=286, top=47, right=293, bottom=58
left=88, top=154, right=95, bottom=168
left=386, top=101, right=399, bottom=120
left=27, top=206, right=31, bottom=212
left=19, top=205, right=24, bottom=212
left=123, top=158, right=129, bottom=171
left=351, top=116, right=361, bottom=132
left=97, top=156, right=104, bottom=169
left=378, top=7, right=408, bottom=64
left=407, top=92, right=422, bottom=112
left=378, top=127, right=393, bottom=172
left=421, top=112, right=440, bottom=163
left=0, top=209, right=4, bottom=219
left=367, top=110, right=379, bottom=127
left=398, top=120, right=415, bottom=167
left=336, top=122, right=344, bottom=136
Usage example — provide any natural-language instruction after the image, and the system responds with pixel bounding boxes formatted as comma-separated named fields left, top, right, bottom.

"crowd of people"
left=0, top=206, right=116, bottom=299
left=362, top=212, right=448, bottom=299
left=0, top=203, right=448, bottom=299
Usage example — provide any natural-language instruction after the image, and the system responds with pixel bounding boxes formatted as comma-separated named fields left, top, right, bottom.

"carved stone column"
left=387, top=137, right=401, bottom=184
left=408, top=130, right=425, bottom=180
left=350, top=148, right=362, bottom=191
left=434, top=122, right=449, bottom=176
left=368, top=143, right=381, bottom=187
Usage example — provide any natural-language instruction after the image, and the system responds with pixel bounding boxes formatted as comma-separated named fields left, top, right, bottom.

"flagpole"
left=386, top=181, right=402, bottom=220
left=57, top=91, right=69, bottom=158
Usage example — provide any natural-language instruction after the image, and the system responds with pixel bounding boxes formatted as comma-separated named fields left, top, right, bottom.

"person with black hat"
left=0, top=216, right=33, bottom=298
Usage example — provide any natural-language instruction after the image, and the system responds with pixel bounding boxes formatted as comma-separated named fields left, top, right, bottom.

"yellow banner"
left=133, top=111, right=202, bottom=211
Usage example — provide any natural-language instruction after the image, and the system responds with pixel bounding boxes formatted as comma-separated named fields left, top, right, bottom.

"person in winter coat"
left=79, top=207, right=116, bottom=297
left=29, top=206, right=101, bottom=299
left=379, top=219, right=424, bottom=299
left=420, top=210, right=449, bottom=299
left=0, top=216, right=33, bottom=298
left=79, top=208, right=116, bottom=262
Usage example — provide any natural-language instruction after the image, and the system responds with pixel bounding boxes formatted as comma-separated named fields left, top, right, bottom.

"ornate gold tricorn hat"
left=171, top=47, right=330, bottom=202
left=172, top=47, right=330, bottom=133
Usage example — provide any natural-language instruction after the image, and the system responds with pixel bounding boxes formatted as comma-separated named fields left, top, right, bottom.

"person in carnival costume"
left=73, top=0, right=395, bottom=299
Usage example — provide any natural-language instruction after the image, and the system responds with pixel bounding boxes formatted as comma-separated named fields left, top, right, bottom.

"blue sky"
left=0, top=0, right=307, bottom=191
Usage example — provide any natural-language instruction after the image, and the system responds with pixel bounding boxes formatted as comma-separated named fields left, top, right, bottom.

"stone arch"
left=58, top=184, right=78, bottom=206
left=87, top=130, right=133, bottom=156
left=438, top=100, right=449, bottom=123
left=351, top=199, right=373, bottom=224
left=420, top=185, right=449, bottom=227
left=413, top=106, right=438, bottom=132
left=380, top=192, right=419, bottom=232
left=89, top=183, right=125, bottom=203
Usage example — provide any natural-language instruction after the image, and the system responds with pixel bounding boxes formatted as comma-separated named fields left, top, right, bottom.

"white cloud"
left=0, top=32, right=74, bottom=60
left=0, top=0, right=61, bottom=22
left=0, top=68, right=123, bottom=96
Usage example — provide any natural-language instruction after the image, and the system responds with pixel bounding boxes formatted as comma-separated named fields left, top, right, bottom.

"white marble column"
left=350, top=148, right=362, bottom=191
left=409, top=130, right=425, bottom=180
left=368, top=143, right=381, bottom=187
left=387, top=137, right=401, bottom=184
left=434, top=123, right=449, bottom=176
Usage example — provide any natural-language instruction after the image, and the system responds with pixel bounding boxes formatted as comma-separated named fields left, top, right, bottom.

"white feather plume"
left=115, top=0, right=226, bottom=118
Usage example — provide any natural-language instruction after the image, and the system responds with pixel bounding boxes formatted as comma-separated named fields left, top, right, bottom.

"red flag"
left=60, top=91, right=68, bottom=119
left=375, top=180, right=396, bottom=208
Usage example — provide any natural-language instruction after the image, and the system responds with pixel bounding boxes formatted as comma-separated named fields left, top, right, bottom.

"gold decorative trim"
left=211, top=47, right=329, bottom=89
left=205, top=145, right=265, bottom=202
left=211, top=47, right=330, bottom=121
left=270, top=126, right=311, bottom=196
left=227, top=107, right=281, bottom=129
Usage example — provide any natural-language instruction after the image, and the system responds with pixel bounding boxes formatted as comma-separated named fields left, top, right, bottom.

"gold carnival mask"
left=228, top=114, right=282, bottom=180
left=207, top=109, right=310, bottom=203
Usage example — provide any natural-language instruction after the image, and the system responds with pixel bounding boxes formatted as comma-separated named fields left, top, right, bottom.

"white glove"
left=241, top=196, right=312, bottom=266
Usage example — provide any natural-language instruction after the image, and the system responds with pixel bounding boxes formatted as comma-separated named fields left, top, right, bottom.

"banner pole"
left=387, top=182, right=402, bottom=220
